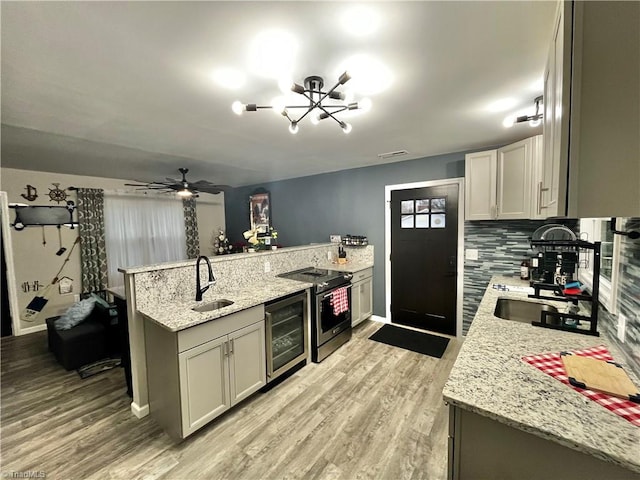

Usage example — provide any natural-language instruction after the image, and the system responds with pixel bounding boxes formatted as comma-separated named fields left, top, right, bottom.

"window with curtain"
left=104, top=193, right=188, bottom=288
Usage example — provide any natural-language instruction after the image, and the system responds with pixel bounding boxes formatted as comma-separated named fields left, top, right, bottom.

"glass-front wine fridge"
left=265, top=291, right=308, bottom=382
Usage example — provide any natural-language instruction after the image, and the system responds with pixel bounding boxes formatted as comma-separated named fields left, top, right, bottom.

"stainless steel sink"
left=192, top=299, right=234, bottom=312
left=494, top=298, right=559, bottom=324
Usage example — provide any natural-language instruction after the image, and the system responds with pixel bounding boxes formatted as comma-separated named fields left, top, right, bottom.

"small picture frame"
left=249, top=191, right=270, bottom=236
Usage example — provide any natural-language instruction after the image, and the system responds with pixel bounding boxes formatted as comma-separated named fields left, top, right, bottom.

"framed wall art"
left=249, top=191, right=270, bottom=235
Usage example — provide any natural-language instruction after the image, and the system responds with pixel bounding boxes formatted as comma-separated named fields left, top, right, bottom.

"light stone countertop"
left=443, top=275, right=640, bottom=473
left=138, top=277, right=311, bottom=332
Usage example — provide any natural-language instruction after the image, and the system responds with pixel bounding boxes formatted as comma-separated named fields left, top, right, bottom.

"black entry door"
left=391, top=183, right=458, bottom=336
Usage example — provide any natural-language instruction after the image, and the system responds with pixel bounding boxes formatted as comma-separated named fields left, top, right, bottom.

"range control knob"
left=318, top=282, right=329, bottom=288
left=344, top=273, right=353, bottom=280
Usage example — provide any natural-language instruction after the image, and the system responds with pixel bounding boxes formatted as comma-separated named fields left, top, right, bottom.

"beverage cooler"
left=265, top=291, right=308, bottom=382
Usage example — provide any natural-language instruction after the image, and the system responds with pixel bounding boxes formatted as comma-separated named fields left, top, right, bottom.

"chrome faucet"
left=195, top=255, right=216, bottom=301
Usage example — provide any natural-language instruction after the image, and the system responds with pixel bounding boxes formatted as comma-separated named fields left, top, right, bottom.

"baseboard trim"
left=370, top=315, right=389, bottom=324
left=131, top=401, right=149, bottom=419
left=18, top=323, right=47, bottom=336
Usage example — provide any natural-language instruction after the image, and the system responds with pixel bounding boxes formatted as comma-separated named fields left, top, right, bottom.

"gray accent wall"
left=225, top=150, right=468, bottom=318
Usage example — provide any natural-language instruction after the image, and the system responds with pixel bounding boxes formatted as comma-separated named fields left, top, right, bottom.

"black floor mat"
left=369, top=324, right=450, bottom=359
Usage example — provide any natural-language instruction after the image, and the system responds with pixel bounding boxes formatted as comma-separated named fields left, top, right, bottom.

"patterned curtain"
left=76, top=188, right=109, bottom=293
left=183, top=197, right=199, bottom=258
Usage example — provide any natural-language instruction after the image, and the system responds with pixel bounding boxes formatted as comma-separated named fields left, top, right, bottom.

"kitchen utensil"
left=56, top=225, right=67, bottom=256
left=561, top=352, right=640, bottom=402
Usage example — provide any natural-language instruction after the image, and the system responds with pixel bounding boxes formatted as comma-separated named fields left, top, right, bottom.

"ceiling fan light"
left=177, top=189, right=192, bottom=197
left=289, top=122, right=299, bottom=134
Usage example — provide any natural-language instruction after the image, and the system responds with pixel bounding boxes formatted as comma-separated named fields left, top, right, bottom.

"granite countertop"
left=138, top=277, right=311, bottom=332
left=443, top=275, right=640, bottom=473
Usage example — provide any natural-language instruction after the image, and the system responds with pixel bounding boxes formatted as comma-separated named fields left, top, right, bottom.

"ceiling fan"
left=125, top=168, right=230, bottom=197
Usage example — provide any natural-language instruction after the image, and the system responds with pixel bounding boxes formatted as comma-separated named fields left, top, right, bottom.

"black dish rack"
left=528, top=239, right=601, bottom=336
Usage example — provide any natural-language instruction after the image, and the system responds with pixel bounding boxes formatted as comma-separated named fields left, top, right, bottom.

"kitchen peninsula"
left=443, top=276, right=640, bottom=479
left=120, top=243, right=374, bottom=421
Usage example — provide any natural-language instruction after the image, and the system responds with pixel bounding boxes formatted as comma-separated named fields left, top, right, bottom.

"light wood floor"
left=1, top=320, right=461, bottom=480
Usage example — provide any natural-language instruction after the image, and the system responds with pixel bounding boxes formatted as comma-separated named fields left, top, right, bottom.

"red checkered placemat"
left=522, top=345, right=640, bottom=427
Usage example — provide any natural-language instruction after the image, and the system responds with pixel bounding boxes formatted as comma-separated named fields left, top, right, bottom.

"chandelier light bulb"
left=271, top=96, right=287, bottom=115
left=502, top=115, right=515, bottom=128
left=231, top=101, right=244, bottom=115
left=529, top=118, right=542, bottom=127
left=359, top=97, right=372, bottom=112
left=310, top=111, right=321, bottom=125
left=341, top=122, right=352, bottom=134
left=278, top=77, right=295, bottom=94
left=289, top=122, right=299, bottom=134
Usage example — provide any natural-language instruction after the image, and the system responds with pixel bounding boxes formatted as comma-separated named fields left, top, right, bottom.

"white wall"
left=0, top=167, right=225, bottom=334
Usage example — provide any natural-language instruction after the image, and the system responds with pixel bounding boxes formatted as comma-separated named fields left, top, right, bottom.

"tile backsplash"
left=599, top=217, right=640, bottom=377
left=462, top=217, right=640, bottom=378
left=463, top=219, right=578, bottom=334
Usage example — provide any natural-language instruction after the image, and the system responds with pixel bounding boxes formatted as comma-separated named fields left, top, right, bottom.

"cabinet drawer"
left=178, top=305, right=264, bottom=353
left=352, top=268, right=373, bottom=283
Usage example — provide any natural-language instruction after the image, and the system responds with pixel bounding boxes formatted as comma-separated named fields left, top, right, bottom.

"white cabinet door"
left=351, top=282, right=362, bottom=327
left=228, top=321, right=266, bottom=405
left=541, top=0, right=571, bottom=218
left=496, top=138, right=532, bottom=219
left=179, top=335, right=230, bottom=437
left=530, top=136, right=546, bottom=220
left=464, top=150, right=497, bottom=220
left=359, top=278, right=373, bottom=321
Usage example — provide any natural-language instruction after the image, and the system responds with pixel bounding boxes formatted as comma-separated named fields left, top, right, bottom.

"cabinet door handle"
left=538, top=183, right=550, bottom=213
left=223, top=341, right=228, bottom=357
left=229, top=339, right=234, bottom=355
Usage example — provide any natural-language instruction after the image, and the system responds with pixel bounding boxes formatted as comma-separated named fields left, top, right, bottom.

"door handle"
left=223, top=341, right=228, bottom=357
left=229, top=338, right=234, bottom=355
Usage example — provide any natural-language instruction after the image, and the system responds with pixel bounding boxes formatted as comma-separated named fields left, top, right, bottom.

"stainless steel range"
left=278, top=267, right=353, bottom=362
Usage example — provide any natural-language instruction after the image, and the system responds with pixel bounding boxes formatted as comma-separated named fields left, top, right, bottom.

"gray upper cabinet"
left=465, top=136, right=542, bottom=220
left=542, top=0, right=640, bottom=218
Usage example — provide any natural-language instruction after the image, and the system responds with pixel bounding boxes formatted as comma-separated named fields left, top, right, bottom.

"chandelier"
left=515, top=95, right=543, bottom=126
left=231, top=72, right=369, bottom=134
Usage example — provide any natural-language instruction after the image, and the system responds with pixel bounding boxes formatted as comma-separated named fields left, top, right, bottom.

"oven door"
left=316, top=285, right=352, bottom=346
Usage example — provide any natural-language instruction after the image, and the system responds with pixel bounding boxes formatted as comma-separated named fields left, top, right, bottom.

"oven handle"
left=322, top=284, right=352, bottom=299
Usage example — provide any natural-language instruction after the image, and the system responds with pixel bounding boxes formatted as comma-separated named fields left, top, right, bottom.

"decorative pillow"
left=54, top=297, right=96, bottom=330
left=90, top=293, right=111, bottom=309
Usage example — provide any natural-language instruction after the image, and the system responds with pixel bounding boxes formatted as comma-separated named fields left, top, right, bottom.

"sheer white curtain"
left=104, top=192, right=187, bottom=288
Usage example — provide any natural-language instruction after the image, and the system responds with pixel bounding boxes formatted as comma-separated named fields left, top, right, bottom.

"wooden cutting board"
left=561, top=352, right=640, bottom=403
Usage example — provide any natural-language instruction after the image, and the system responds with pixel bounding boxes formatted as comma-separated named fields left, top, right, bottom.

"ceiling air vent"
left=377, top=150, right=409, bottom=159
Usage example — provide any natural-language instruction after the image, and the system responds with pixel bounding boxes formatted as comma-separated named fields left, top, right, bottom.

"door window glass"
left=400, top=197, right=447, bottom=229
left=431, top=198, right=446, bottom=212
left=401, top=215, right=414, bottom=228
left=431, top=214, right=446, bottom=228
left=415, top=199, right=430, bottom=213
left=415, top=215, right=429, bottom=228
left=401, top=200, right=414, bottom=214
